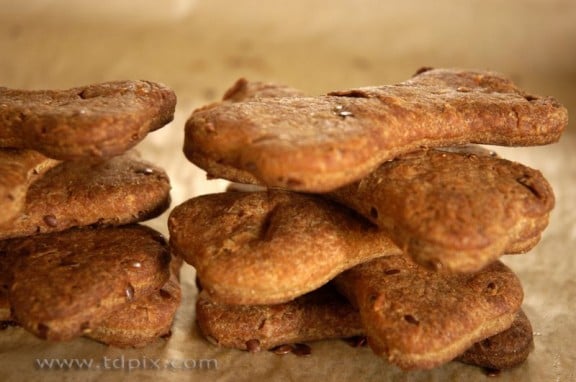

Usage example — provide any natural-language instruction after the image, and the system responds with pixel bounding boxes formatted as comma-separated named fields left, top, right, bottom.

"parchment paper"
left=0, top=1, right=575, bottom=381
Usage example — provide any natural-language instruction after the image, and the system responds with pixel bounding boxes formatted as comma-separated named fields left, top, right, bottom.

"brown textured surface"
left=0, top=80, right=176, bottom=160
left=334, top=256, right=524, bottom=370
left=0, top=149, right=60, bottom=225
left=0, top=295, right=9, bottom=322
left=192, top=78, right=308, bottom=184
left=456, top=309, right=534, bottom=370
left=0, top=247, right=14, bottom=321
left=0, top=152, right=171, bottom=240
left=195, top=284, right=364, bottom=351
left=196, top=282, right=533, bottom=370
left=0, top=224, right=171, bottom=341
left=0, top=257, right=182, bottom=348
left=168, top=190, right=401, bottom=305
left=184, top=68, right=567, bottom=192
left=329, top=146, right=555, bottom=272
left=87, top=275, right=181, bottom=348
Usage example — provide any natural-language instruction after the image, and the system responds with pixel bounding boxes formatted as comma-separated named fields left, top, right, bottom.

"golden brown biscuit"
left=196, top=286, right=532, bottom=370
left=456, top=309, right=534, bottom=370
left=0, top=149, right=60, bottom=225
left=195, top=284, right=363, bottom=351
left=168, top=190, right=401, bottom=305
left=0, top=224, right=171, bottom=341
left=0, top=279, right=181, bottom=347
left=333, top=256, right=524, bottom=370
left=0, top=80, right=176, bottom=160
left=0, top=255, right=182, bottom=347
left=328, top=146, right=555, bottom=272
left=0, top=152, right=171, bottom=240
left=86, top=275, right=181, bottom=348
left=184, top=68, right=567, bottom=192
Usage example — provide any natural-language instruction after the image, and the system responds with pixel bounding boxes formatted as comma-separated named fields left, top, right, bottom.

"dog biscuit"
left=184, top=68, right=567, bottom=192
left=328, top=146, right=554, bottom=272
left=0, top=80, right=176, bottom=160
left=0, top=225, right=171, bottom=341
left=169, top=190, right=401, bottom=304
left=333, top=255, right=524, bottom=370
left=456, top=309, right=533, bottom=370
left=195, top=284, right=363, bottom=351
left=195, top=285, right=533, bottom=370
left=0, top=254, right=181, bottom=347
left=0, top=152, right=171, bottom=240
left=191, top=78, right=306, bottom=184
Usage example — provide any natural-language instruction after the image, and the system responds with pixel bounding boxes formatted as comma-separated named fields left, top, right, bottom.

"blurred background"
left=1, top=0, right=573, bottom=205
left=0, top=1, right=574, bottom=381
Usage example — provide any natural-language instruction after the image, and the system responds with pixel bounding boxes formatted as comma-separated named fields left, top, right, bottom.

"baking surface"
left=0, top=1, right=575, bottom=381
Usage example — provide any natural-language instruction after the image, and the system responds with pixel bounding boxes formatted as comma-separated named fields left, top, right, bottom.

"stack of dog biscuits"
left=0, top=80, right=181, bottom=347
left=170, top=68, right=567, bottom=372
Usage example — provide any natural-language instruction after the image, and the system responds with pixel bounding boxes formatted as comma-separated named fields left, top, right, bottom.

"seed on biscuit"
left=42, top=214, right=58, bottom=227
left=246, top=339, right=261, bottom=352
left=125, top=284, right=135, bottom=301
left=271, top=344, right=293, bottom=355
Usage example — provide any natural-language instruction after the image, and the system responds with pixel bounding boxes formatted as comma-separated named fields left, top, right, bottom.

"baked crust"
left=328, top=146, right=554, bottom=272
left=195, top=284, right=363, bottom=351
left=0, top=225, right=171, bottom=341
left=87, top=275, right=181, bottom=348
left=334, top=256, right=524, bottom=370
left=184, top=68, right=567, bottom=192
left=0, top=149, right=60, bottom=225
left=169, top=190, right=401, bottom=305
left=0, top=80, right=176, bottom=160
left=0, top=152, right=171, bottom=240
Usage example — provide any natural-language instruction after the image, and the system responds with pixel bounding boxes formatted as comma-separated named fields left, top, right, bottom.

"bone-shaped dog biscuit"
left=1, top=255, right=181, bottom=347
left=0, top=80, right=176, bottom=160
left=0, top=225, right=171, bottom=341
left=333, top=255, right=524, bottom=370
left=185, top=68, right=567, bottom=192
left=168, top=190, right=401, bottom=305
left=195, top=284, right=363, bottom=351
left=196, top=285, right=533, bottom=371
left=0, top=152, right=171, bottom=240
left=328, top=146, right=555, bottom=272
